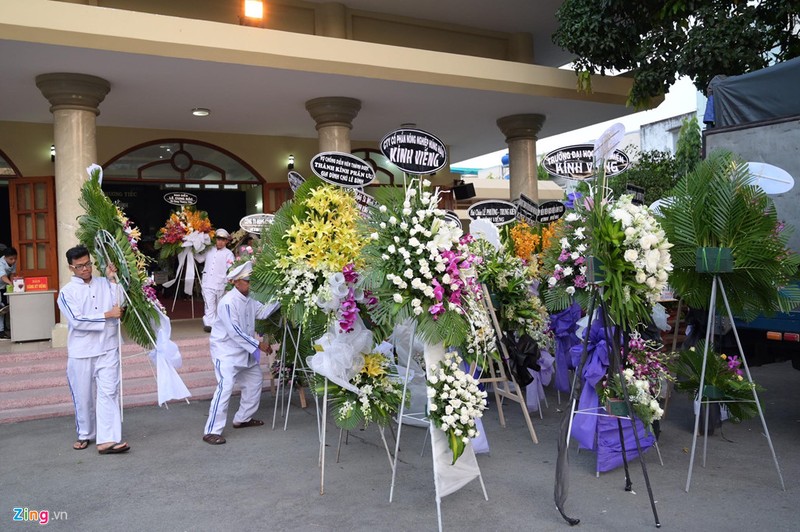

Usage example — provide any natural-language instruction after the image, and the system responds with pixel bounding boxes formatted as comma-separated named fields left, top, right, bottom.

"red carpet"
left=159, top=294, right=205, bottom=321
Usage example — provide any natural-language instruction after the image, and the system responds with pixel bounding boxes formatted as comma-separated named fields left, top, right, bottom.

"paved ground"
left=2, top=356, right=798, bottom=531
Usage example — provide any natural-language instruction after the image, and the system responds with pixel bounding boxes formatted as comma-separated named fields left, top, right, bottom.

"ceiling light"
left=244, top=0, right=264, bottom=19
left=192, top=108, right=210, bottom=117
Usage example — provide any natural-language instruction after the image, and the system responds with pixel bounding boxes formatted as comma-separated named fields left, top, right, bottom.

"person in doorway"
left=0, top=247, right=19, bottom=339
left=202, top=261, right=278, bottom=445
left=196, top=228, right=234, bottom=332
left=57, top=245, right=129, bottom=454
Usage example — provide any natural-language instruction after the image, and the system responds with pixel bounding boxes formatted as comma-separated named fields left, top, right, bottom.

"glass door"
left=9, top=176, right=58, bottom=291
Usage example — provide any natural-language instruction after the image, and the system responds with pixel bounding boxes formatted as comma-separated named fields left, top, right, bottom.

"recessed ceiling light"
left=192, top=108, right=210, bottom=117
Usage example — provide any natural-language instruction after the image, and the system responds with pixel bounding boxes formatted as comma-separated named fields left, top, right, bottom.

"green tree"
left=674, top=115, right=702, bottom=178
left=553, top=0, right=800, bottom=109
left=608, top=149, right=680, bottom=205
left=573, top=148, right=678, bottom=205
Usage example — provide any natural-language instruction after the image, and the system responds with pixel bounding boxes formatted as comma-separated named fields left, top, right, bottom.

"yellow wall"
left=0, top=121, right=456, bottom=185
left=53, top=0, right=531, bottom=63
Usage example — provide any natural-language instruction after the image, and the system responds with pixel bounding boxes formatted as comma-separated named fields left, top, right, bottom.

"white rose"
left=645, top=249, right=661, bottom=273
left=393, top=293, right=403, bottom=303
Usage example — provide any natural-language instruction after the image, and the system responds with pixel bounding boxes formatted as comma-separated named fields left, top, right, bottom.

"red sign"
left=24, top=277, right=49, bottom=291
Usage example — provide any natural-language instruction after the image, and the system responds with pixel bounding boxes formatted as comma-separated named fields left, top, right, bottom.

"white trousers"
left=66, top=349, right=122, bottom=444
left=202, top=285, right=225, bottom=327
left=204, top=353, right=264, bottom=435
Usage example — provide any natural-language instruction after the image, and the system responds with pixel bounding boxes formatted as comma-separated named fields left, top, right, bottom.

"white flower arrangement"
left=610, top=195, right=673, bottom=307
left=426, top=351, right=488, bottom=464
left=361, top=179, right=498, bottom=366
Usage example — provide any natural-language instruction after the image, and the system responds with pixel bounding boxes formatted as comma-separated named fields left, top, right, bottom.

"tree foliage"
left=674, top=115, right=702, bottom=178
left=553, top=0, right=800, bottom=108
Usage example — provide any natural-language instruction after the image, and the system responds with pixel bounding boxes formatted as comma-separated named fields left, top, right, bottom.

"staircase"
left=0, top=334, right=275, bottom=424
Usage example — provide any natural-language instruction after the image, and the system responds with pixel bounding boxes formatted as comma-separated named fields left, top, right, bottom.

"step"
left=0, top=354, right=214, bottom=394
left=0, top=382, right=278, bottom=424
left=0, top=353, right=214, bottom=389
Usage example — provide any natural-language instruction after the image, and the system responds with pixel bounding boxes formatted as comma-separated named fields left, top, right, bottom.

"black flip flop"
left=98, top=443, right=130, bottom=455
left=73, top=439, right=91, bottom=450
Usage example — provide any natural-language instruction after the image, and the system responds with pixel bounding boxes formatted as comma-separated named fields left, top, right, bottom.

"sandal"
left=73, top=439, right=91, bottom=450
left=203, top=434, right=226, bottom=445
left=97, top=442, right=130, bottom=454
left=232, top=419, right=264, bottom=429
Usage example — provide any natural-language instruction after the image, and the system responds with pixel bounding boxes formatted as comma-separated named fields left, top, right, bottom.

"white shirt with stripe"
left=57, top=275, right=119, bottom=359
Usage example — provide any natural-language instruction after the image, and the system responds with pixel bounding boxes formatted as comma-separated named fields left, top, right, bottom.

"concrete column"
left=497, top=114, right=545, bottom=202
left=315, top=2, right=348, bottom=38
left=36, top=73, right=110, bottom=345
left=508, top=32, right=534, bottom=64
left=305, top=96, right=362, bottom=153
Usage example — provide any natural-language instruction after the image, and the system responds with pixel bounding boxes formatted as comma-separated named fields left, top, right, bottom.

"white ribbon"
left=162, top=248, right=195, bottom=296
left=147, top=309, right=191, bottom=406
left=161, top=233, right=209, bottom=295
left=183, top=231, right=210, bottom=253
left=307, top=317, right=372, bottom=393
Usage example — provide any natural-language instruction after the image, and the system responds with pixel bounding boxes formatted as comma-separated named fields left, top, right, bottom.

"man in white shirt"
left=195, top=228, right=234, bottom=332
left=57, top=245, right=129, bottom=454
left=202, top=261, right=278, bottom=445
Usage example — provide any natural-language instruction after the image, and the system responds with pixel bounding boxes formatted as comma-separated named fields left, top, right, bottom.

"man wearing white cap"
left=202, top=261, right=279, bottom=445
left=196, top=228, right=234, bottom=332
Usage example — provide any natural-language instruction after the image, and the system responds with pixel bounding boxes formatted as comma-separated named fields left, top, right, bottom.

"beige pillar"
left=497, top=114, right=545, bottom=202
left=36, top=73, right=110, bottom=345
left=305, top=96, right=362, bottom=153
left=315, top=3, right=347, bottom=38
left=508, top=32, right=534, bottom=64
